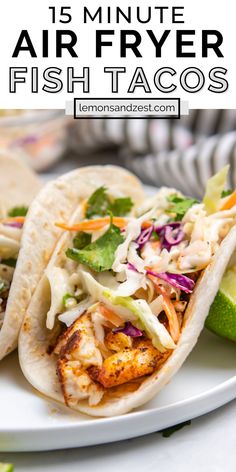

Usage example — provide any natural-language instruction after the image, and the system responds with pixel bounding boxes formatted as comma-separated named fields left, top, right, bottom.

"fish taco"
left=0, top=151, right=42, bottom=359
left=1, top=164, right=141, bottom=360
left=19, top=165, right=236, bottom=416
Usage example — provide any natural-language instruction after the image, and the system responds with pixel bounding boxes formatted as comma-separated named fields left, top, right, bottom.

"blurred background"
left=1, top=109, right=236, bottom=197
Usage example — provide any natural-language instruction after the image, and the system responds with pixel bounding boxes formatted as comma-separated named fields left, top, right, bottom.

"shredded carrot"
left=220, top=189, right=236, bottom=211
left=162, top=294, right=180, bottom=343
left=147, top=274, right=180, bottom=343
left=55, top=216, right=127, bottom=232
left=1, top=216, right=25, bottom=224
left=56, top=218, right=158, bottom=232
left=99, top=304, right=123, bottom=327
left=141, top=220, right=153, bottom=229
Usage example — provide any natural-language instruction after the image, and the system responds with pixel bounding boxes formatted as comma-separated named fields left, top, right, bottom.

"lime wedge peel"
left=206, top=267, right=236, bottom=342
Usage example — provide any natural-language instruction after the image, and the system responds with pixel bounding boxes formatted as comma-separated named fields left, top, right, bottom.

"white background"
left=0, top=0, right=234, bottom=109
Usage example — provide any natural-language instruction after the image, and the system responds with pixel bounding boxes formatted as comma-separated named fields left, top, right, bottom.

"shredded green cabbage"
left=103, top=291, right=176, bottom=352
left=80, top=271, right=176, bottom=351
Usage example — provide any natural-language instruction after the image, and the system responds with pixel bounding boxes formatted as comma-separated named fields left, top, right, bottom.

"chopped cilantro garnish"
left=66, top=218, right=124, bottom=272
left=151, top=231, right=159, bottom=241
left=221, top=189, right=233, bottom=198
left=8, top=206, right=28, bottom=217
left=158, top=420, right=191, bottom=437
left=73, top=232, right=92, bottom=250
left=1, top=258, right=17, bottom=268
left=86, top=186, right=133, bottom=219
left=167, top=195, right=198, bottom=221
left=86, top=187, right=110, bottom=219
left=109, top=197, right=133, bottom=216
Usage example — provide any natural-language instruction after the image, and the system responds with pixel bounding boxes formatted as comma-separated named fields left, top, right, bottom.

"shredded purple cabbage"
left=136, top=225, right=154, bottom=249
left=127, top=262, right=138, bottom=272
left=3, top=222, right=23, bottom=229
left=114, top=321, right=143, bottom=337
left=146, top=269, right=195, bottom=293
left=155, top=222, right=184, bottom=251
left=136, top=222, right=184, bottom=252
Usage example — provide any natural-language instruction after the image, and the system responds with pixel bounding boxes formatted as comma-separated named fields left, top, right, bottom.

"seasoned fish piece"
left=54, top=314, right=98, bottom=354
left=56, top=314, right=104, bottom=406
left=89, top=340, right=170, bottom=388
left=57, top=360, right=103, bottom=407
left=105, top=331, right=133, bottom=352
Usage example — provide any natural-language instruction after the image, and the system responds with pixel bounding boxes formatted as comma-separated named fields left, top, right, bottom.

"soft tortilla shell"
left=0, top=151, right=41, bottom=212
left=1, top=165, right=144, bottom=359
left=19, top=187, right=236, bottom=415
left=0, top=151, right=41, bottom=358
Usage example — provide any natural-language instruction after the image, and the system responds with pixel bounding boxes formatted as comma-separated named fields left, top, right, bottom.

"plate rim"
left=1, top=182, right=236, bottom=450
left=1, top=374, right=236, bottom=435
left=1, top=376, right=236, bottom=452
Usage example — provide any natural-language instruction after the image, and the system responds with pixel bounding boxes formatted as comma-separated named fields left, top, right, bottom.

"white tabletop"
left=0, top=399, right=235, bottom=471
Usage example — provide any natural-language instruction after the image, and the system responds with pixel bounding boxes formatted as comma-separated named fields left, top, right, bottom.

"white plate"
left=0, top=329, right=235, bottom=452
left=0, top=181, right=236, bottom=452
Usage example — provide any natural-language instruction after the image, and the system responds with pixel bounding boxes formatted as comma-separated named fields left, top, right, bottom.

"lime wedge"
left=0, top=464, right=14, bottom=472
left=206, top=267, right=236, bottom=341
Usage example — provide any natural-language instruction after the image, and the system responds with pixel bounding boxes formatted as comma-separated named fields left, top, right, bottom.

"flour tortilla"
left=1, top=165, right=144, bottom=360
left=0, top=151, right=41, bottom=213
left=0, top=151, right=42, bottom=359
left=18, top=169, right=236, bottom=416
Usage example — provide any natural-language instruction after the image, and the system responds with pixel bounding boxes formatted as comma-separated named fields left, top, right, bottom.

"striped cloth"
left=69, top=110, right=236, bottom=196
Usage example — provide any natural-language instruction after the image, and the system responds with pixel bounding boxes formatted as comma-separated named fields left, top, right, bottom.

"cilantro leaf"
left=151, top=231, right=159, bottom=241
left=110, top=197, right=134, bottom=216
left=1, top=258, right=17, bottom=268
left=8, top=206, right=28, bottom=217
left=73, top=232, right=92, bottom=250
left=86, top=186, right=134, bottom=219
left=86, top=187, right=110, bottom=219
left=66, top=222, right=124, bottom=272
left=221, top=189, right=233, bottom=198
left=158, top=420, right=191, bottom=438
left=167, top=195, right=198, bottom=221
